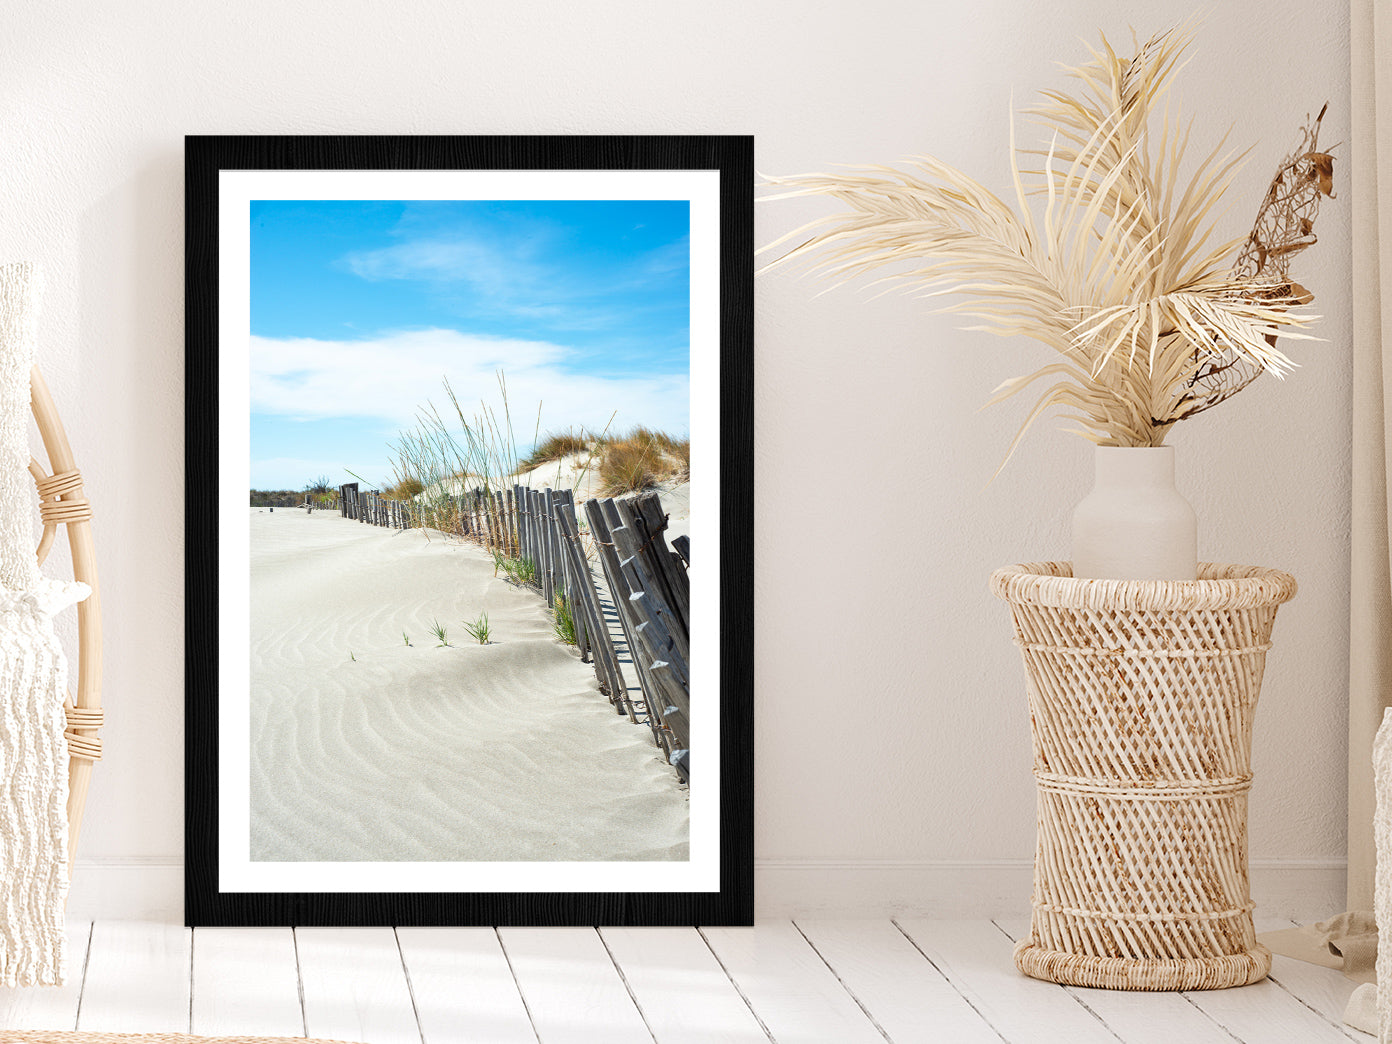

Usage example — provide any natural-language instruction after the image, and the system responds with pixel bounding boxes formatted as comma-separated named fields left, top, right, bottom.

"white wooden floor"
left=0, top=919, right=1371, bottom=1043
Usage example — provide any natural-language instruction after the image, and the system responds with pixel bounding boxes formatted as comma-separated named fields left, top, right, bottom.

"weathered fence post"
left=554, top=506, right=625, bottom=701
left=599, top=494, right=690, bottom=774
left=513, top=484, right=527, bottom=563
left=553, top=491, right=589, bottom=660
left=584, top=499, right=648, bottom=726
left=541, top=489, right=556, bottom=607
left=619, top=492, right=689, bottom=634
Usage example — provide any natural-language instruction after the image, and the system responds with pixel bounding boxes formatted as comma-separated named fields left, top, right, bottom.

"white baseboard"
left=753, top=859, right=1349, bottom=921
left=64, top=857, right=1348, bottom=924
left=67, top=859, right=183, bottom=922
left=754, top=860, right=1037, bottom=920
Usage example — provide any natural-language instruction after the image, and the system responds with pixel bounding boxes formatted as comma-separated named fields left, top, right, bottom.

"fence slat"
left=557, top=493, right=591, bottom=661
left=584, top=500, right=643, bottom=725
left=540, top=489, right=555, bottom=608
left=615, top=495, right=690, bottom=637
left=598, top=499, right=676, bottom=751
left=554, top=505, right=626, bottom=701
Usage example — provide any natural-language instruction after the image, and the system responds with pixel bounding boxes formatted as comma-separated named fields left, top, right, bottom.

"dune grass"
left=389, top=370, right=689, bottom=524
left=493, top=550, right=539, bottom=586
left=389, top=371, right=528, bottom=536
left=552, top=594, right=577, bottom=645
left=383, top=474, right=426, bottom=501
left=597, top=426, right=690, bottom=495
left=517, top=430, right=594, bottom=472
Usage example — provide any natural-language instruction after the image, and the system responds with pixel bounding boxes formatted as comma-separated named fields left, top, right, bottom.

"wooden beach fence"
left=583, top=492, right=691, bottom=781
left=510, top=485, right=691, bottom=782
left=336, top=474, right=692, bottom=782
left=338, top=481, right=410, bottom=530
left=514, top=486, right=622, bottom=703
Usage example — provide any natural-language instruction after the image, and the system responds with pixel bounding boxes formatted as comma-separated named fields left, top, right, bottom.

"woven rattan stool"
left=991, top=562, right=1297, bottom=991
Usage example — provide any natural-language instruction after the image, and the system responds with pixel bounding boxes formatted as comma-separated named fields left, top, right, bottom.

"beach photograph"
left=243, top=195, right=697, bottom=866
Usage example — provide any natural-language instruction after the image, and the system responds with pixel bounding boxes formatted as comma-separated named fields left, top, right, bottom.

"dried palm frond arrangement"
left=761, top=26, right=1335, bottom=461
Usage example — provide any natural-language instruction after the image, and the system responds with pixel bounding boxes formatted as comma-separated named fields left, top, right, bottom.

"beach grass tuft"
left=517, top=429, right=594, bottom=472
left=429, top=619, right=451, bottom=647
left=553, top=594, right=577, bottom=645
left=493, top=550, right=538, bottom=586
left=384, top=474, right=426, bottom=501
left=597, top=426, right=690, bottom=494
left=464, top=611, right=491, bottom=645
left=388, top=371, right=529, bottom=537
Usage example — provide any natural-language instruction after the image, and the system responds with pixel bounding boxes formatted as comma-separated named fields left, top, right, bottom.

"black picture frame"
left=184, top=135, right=753, bottom=926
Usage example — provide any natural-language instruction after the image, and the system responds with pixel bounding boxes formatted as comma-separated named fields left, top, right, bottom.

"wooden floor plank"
left=33, top=917, right=1371, bottom=1042
left=296, top=927, right=420, bottom=1044
left=1183, top=976, right=1355, bottom=1043
left=1255, top=919, right=1365, bottom=1041
left=795, top=919, right=1003, bottom=1044
left=599, top=926, right=768, bottom=1043
left=1266, top=955, right=1365, bottom=1042
left=0, top=922, right=90, bottom=1031
left=894, top=919, right=1117, bottom=1044
left=190, top=927, right=303, bottom=1037
left=1158, top=917, right=1356, bottom=1044
left=497, top=927, right=649, bottom=1044
left=699, top=922, right=883, bottom=1044
left=77, top=921, right=191, bottom=1033
left=396, top=927, right=536, bottom=1044
left=993, top=919, right=1235, bottom=1044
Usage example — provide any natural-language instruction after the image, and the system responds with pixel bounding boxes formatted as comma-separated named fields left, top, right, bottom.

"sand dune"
left=412, top=450, right=691, bottom=543
left=248, top=507, right=688, bottom=862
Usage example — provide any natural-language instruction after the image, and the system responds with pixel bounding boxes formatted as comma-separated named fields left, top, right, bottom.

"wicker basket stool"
left=991, top=562, right=1297, bottom=991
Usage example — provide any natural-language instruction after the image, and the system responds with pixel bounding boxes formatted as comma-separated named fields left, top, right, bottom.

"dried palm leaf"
left=761, top=25, right=1329, bottom=460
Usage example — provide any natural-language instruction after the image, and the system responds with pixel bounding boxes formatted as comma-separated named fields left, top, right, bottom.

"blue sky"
left=248, top=199, right=691, bottom=491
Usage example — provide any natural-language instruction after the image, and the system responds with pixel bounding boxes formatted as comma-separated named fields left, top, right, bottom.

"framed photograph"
left=185, top=135, right=753, bottom=925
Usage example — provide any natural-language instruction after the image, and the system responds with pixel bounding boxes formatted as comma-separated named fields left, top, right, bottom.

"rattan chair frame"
left=27, top=364, right=101, bottom=873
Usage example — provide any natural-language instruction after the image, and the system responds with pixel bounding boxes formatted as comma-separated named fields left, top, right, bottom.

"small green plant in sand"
left=429, top=619, right=451, bottom=647
left=493, top=550, right=538, bottom=586
left=513, top=556, right=539, bottom=584
left=350, top=650, right=356, bottom=662
left=464, top=611, right=491, bottom=645
left=402, top=631, right=412, bottom=647
left=553, top=594, right=577, bottom=645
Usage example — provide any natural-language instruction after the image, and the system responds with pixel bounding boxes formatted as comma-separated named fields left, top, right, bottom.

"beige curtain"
left=1349, top=0, right=1392, bottom=912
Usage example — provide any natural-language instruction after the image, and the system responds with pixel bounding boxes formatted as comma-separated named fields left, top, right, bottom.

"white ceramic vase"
left=1071, top=445, right=1198, bottom=581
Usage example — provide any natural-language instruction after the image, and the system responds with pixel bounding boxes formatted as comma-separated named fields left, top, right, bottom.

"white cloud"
left=249, top=328, right=690, bottom=438
left=346, top=237, right=519, bottom=291
left=341, top=230, right=688, bottom=330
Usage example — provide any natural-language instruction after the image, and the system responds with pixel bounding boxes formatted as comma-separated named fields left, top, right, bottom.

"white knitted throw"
left=0, top=262, right=88, bottom=987
left=1375, top=706, right=1392, bottom=1042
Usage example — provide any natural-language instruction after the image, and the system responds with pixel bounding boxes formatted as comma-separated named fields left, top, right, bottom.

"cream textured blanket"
left=0, top=263, right=88, bottom=987
left=1375, top=706, right=1392, bottom=1041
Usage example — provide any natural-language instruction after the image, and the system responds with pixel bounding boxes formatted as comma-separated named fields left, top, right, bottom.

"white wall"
left=5, top=0, right=1352, bottom=920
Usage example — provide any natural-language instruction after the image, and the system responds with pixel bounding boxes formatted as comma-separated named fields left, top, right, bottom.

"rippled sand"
left=248, top=508, right=688, bottom=862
